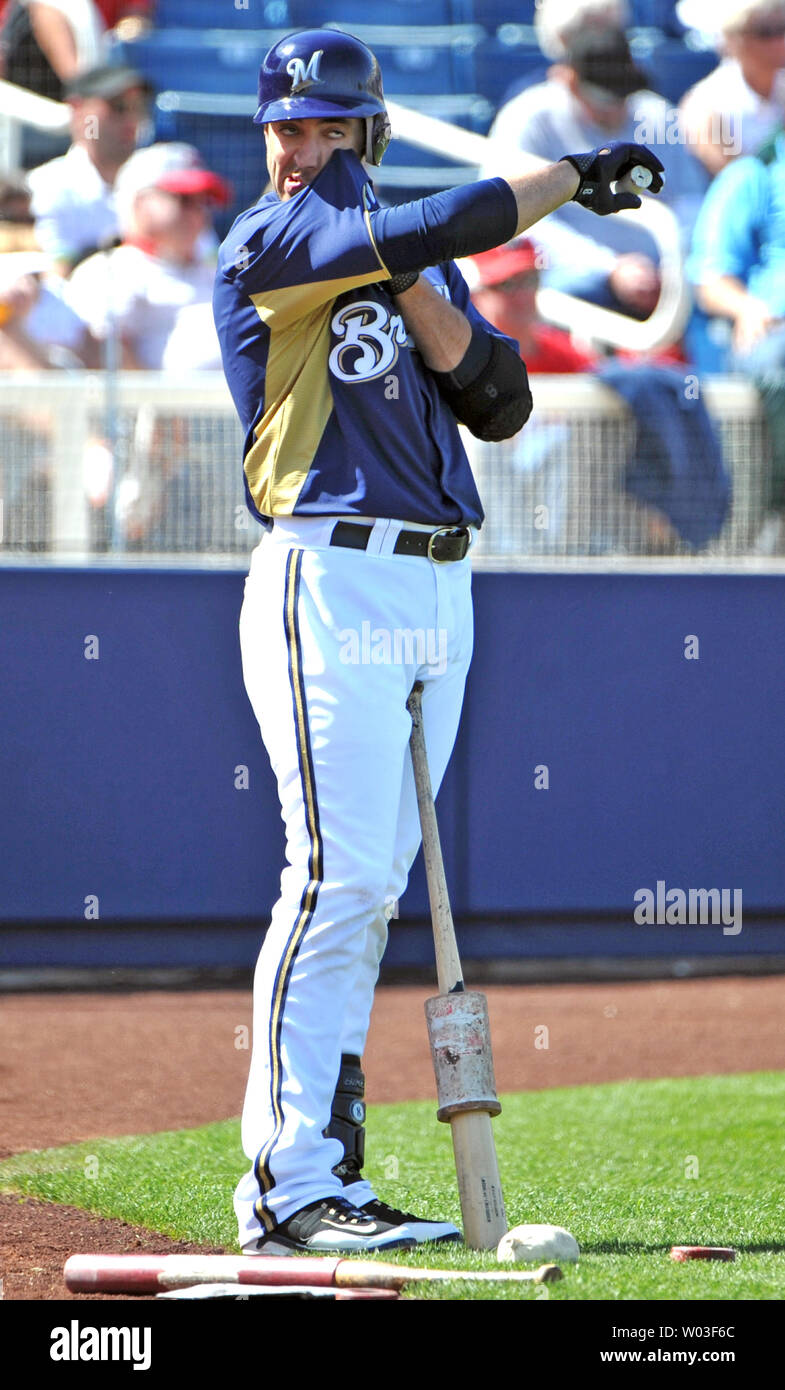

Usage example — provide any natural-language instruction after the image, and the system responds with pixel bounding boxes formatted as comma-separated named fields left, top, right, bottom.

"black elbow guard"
left=430, top=329, right=533, bottom=441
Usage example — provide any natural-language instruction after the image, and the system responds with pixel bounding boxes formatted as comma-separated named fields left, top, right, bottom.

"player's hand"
left=560, top=142, right=665, bottom=216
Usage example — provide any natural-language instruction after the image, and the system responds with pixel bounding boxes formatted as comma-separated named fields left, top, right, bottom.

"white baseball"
left=497, top=1223, right=580, bottom=1265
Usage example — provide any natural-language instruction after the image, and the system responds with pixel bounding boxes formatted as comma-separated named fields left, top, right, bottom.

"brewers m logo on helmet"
left=286, top=50, right=324, bottom=94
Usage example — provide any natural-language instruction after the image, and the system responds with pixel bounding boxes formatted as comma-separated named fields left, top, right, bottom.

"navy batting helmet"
left=254, top=28, right=391, bottom=166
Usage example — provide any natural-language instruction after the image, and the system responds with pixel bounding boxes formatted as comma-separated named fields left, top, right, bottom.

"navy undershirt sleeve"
left=370, top=177, right=519, bottom=274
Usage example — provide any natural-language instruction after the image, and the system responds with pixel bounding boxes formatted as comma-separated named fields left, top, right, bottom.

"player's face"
left=265, top=117, right=366, bottom=200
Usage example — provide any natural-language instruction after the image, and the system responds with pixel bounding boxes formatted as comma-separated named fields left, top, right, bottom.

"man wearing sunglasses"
left=680, top=1, right=785, bottom=176
left=26, top=62, right=152, bottom=276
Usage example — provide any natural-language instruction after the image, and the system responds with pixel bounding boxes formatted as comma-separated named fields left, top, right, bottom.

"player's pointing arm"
left=370, top=139, right=665, bottom=277
left=373, top=144, right=663, bottom=442
left=498, top=141, right=664, bottom=234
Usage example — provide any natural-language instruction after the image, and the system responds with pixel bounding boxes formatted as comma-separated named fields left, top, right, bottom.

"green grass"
left=2, top=1072, right=784, bottom=1300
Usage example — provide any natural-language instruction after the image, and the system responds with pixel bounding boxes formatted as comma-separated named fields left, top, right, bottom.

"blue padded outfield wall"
left=2, top=567, right=784, bottom=970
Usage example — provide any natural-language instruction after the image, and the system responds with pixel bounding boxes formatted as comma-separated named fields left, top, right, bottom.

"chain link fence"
left=0, top=372, right=777, bottom=567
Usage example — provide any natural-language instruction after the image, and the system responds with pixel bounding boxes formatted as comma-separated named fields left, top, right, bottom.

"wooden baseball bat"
left=64, top=1253, right=562, bottom=1294
left=406, top=681, right=507, bottom=1250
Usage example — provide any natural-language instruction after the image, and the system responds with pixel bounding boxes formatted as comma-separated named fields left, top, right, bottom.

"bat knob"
left=616, top=165, right=653, bottom=194
left=536, top=1264, right=563, bottom=1283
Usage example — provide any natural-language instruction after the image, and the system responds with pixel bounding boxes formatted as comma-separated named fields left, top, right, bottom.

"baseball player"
left=213, top=27, right=663, bottom=1256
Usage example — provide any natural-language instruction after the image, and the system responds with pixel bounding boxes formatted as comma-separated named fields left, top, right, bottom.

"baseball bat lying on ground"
left=64, top=1253, right=562, bottom=1294
left=406, top=681, right=507, bottom=1251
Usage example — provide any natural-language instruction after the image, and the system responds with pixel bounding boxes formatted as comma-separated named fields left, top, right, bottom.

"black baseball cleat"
left=361, top=1198, right=462, bottom=1245
left=242, top=1196, right=416, bottom=1255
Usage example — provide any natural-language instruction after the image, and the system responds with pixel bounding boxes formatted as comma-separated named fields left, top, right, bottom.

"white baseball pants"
left=233, top=516, right=474, bottom=1245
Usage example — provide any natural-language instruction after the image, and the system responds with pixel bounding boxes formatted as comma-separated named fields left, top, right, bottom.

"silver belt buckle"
left=427, top=526, right=468, bottom=563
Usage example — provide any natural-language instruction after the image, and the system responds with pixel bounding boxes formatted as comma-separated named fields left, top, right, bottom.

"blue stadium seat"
left=629, top=0, right=683, bottom=34
left=154, top=0, right=293, bottom=29
left=473, top=37, right=545, bottom=109
left=471, top=1, right=537, bottom=28
left=109, top=32, right=268, bottom=96
left=472, top=1, right=683, bottom=36
left=289, top=1, right=457, bottom=25
left=472, top=1, right=686, bottom=41
left=369, top=41, right=476, bottom=95
left=643, top=39, right=718, bottom=104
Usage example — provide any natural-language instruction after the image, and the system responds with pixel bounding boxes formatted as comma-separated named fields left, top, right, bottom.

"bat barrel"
left=64, top=1253, right=343, bottom=1294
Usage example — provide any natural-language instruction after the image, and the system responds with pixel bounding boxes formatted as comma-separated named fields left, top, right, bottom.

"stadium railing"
left=0, top=373, right=777, bottom=567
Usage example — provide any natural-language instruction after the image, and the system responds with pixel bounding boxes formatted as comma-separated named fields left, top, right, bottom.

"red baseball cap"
left=468, top=239, right=539, bottom=288
left=154, top=168, right=232, bottom=202
left=115, top=143, right=232, bottom=218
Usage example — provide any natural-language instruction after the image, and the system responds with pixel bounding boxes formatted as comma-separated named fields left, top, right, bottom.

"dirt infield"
left=2, top=976, right=784, bottom=1299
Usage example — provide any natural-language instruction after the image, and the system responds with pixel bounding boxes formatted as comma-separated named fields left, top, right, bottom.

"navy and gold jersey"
left=213, top=150, right=518, bottom=528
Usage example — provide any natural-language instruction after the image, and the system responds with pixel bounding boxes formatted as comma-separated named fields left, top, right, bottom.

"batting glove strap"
left=561, top=142, right=664, bottom=216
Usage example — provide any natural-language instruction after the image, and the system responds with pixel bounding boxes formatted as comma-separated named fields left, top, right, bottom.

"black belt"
left=330, top=520, right=471, bottom=563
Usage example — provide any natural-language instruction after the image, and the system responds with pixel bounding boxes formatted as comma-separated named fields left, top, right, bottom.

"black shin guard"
left=325, top=1054, right=366, bottom=1184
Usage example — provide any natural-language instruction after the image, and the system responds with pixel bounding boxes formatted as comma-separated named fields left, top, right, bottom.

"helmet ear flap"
left=368, top=110, right=391, bottom=165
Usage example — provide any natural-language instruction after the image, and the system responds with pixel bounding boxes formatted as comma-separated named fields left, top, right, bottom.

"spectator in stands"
left=0, top=172, right=35, bottom=225
left=0, top=0, right=109, bottom=166
left=68, top=142, right=229, bottom=369
left=0, top=0, right=151, bottom=99
left=0, top=205, right=99, bottom=553
left=688, top=126, right=785, bottom=547
left=26, top=63, right=152, bottom=275
left=0, top=191, right=98, bottom=368
left=679, top=1, right=785, bottom=175
left=67, top=142, right=230, bottom=543
left=467, top=239, right=597, bottom=371
left=483, top=27, right=708, bottom=317
left=688, top=131, right=785, bottom=362
left=0, top=1, right=103, bottom=102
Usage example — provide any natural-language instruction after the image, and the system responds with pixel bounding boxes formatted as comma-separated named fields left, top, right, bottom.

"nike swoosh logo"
left=321, top=1218, right=378, bottom=1233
